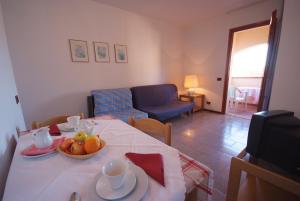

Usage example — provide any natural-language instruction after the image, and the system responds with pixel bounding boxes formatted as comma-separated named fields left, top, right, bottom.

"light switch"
left=15, top=95, right=19, bottom=104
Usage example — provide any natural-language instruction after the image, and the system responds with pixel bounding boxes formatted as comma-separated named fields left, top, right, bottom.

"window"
left=231, top=43, right=268, bottom=77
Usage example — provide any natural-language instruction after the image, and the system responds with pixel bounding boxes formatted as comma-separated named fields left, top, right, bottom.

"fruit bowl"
left=57, top=139, right=106, bottom=160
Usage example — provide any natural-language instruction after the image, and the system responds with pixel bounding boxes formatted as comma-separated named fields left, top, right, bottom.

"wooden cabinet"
left=179, top=94, right=205, bottom=112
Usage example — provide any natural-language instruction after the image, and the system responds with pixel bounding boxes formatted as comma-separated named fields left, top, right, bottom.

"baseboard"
left=203, top=109, right=224, bottom=114
left=247, top=103, right=258, bottom=106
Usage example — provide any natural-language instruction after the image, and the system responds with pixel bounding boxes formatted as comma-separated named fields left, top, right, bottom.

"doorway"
left=222, top=20, right=272, bottom=119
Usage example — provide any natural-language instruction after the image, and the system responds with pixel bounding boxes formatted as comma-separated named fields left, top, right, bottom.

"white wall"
left=229, top=25, right=269, bottom=90
left=183, top=0, right=282, bottom=112
left=270, top=0, right=300, bottom=117
left=231, top=77, right=262, bottom=88
left=232, top=25, right=270, bottom=53
left=2, top=0, right=183, bottom=127
left=0, top=2, right=25, bottom=200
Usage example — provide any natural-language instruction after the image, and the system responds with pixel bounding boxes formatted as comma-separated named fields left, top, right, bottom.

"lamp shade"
left=184, top=75, right=199, bottom=88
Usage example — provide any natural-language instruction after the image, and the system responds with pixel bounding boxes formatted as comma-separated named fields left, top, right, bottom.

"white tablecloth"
left=3, top=120, right=186, bottom=201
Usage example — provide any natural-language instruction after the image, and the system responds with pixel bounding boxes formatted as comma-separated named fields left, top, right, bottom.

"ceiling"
left=94, top=0, right=265, bottom=27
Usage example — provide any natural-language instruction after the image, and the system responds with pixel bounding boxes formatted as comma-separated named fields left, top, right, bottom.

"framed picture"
left=69, top=39, right=89, bottom=62
left=114, top=44, right=128, bottom=63
left=93, top=42, right=110, bottom=63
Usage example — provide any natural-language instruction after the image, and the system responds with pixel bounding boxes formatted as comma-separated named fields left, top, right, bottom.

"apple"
left=60, top=138, right=75, bottom=151
left=70, top=142, right=85, bottom=155
left=73, top=131, right=88, bottom=142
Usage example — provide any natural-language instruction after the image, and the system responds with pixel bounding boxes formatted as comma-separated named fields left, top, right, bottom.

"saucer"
left=58, top=123, right=75, bottom=132
left=21, top=138, right=65, bottom=158
left=96, top=170, right=136, bottom=200
left=22, top=151, right=56, bottom=159
left=96, top=163, right=149, bottom=201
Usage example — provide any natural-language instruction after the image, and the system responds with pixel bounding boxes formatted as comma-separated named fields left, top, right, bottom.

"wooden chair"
left=32, top=113, right=85, bottom=129
left=228, top=86, right=248, bottom=111
left=128, top=116, right=202, bottom=201
left=226, top=149, right=300, bottom=201
left=128, top=116, right=171, bottom=146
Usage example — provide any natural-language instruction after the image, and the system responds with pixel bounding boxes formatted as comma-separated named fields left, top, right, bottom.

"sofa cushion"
left=91, top=88, right=133, bottom=116
left=99, top=109, right=148, bottom=122
left=131, top=84, right=178, bottom=108
left=140, top=101, right=194, bottom=121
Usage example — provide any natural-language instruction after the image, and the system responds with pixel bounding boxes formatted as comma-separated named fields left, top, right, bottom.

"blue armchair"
left=90, top=88, right=148, bottom=122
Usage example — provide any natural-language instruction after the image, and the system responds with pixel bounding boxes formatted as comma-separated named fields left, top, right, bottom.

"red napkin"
left=125, top=153, right=165, bottom=186
left=49, top=124, right=61, bottom=136
left=21, top=137, right=65, bottom=156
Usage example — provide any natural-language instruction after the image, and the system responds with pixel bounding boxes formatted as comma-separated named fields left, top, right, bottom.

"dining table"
left=2, top=119, right=187, bottom=201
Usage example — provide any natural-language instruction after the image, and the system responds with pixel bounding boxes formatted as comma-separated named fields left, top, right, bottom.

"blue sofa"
left=131, top=84, right=194, bottom=121
left=90, top=88, right=148, bottom=122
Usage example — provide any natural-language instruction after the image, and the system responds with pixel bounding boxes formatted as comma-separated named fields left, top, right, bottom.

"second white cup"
left=67, top=116, right=80, bottom=129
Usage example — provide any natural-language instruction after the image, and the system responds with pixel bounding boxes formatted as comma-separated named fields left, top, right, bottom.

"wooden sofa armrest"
left=226, top=149, right=300, bottom=201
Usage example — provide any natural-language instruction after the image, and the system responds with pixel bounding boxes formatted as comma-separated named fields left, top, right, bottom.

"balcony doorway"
left=223, top=22, right=270, bottom=119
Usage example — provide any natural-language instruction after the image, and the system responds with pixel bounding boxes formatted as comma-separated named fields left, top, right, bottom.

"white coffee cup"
left=67, top=116, right=80, bottom=129
left=79, top=120, right=94, bottom=134
left=102, top=159, right=128, bottom=189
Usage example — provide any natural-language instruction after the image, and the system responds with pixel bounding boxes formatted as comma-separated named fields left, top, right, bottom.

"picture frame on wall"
left=69, top=39, right=89, bottom=62
left=93, top=42, right=110, bottom=63
left=114, top=44, right=128, bottom=63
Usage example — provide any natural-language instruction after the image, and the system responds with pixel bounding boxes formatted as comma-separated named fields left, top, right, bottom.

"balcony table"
left=237, top=87, right=261, bottom=105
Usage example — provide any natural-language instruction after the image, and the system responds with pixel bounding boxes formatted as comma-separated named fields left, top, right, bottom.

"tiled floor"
left=227, top=104, right=257, bottom=119
left=169, top=111, right=250, bottom=201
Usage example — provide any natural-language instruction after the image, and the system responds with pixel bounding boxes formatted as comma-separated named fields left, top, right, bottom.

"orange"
left=84, top=135, right=101, bottom=154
